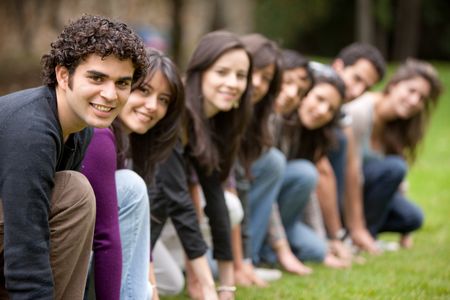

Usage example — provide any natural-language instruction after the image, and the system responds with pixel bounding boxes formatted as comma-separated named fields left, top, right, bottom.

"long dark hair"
left=113, top=48, right=185, bottom=182
left=239, top=33, right=282, bottom=169
left=281, top=66, right=345, bottom=163
left=184, top=30, right=253, bottom=181
left=381, top=58, right=442, bottom=162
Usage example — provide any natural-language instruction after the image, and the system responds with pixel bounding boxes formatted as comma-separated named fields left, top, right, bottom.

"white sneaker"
left=376, top=240, right=400, bottom=252
left=254, top=268, right=282, bottom=282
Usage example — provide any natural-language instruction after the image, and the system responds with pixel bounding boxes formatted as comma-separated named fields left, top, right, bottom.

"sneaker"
left=376, top=240, right=400, bottom=252
left=254, top=268, right=282, bottom=282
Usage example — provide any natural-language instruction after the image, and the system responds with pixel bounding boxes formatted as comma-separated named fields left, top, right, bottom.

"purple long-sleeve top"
left=81, top=128, right=121, bottom=300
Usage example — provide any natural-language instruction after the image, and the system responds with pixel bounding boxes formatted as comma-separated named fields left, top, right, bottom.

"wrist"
left=331, top=228, right=348, bottom=241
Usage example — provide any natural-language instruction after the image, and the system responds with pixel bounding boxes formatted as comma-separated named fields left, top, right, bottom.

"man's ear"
left=55, top=65, right=70, bottom=90
left=332, top=58, right=344, bottom=73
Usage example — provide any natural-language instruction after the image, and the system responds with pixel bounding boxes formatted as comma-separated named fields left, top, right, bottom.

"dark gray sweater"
left=0, top=86, right=92, bottom=299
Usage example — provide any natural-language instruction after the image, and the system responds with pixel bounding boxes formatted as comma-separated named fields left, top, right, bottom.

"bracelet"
left=217, top=285, right=237, bottom=293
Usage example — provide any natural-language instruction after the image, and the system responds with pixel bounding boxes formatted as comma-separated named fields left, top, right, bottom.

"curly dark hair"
left=41, top=14, right=148, bottom=87
left=335, top=42, right=386, bottom=82
left=113, top=48, right=185, bottom=183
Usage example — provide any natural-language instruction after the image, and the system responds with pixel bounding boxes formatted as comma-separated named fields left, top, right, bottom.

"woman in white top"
left=343, top=58, right=442, bottom=248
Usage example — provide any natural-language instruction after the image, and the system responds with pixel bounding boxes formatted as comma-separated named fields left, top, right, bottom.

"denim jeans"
left=277, top=159, right=325, bottom=262
left=248, top=147, right=286, bottom=263
left=378, top=192, right=423, bottom=234
left=116, top=170, right=151, bottom=300
left=363, top=155, right=422, bottom=236
left=328, top=127, right=348, bottom=208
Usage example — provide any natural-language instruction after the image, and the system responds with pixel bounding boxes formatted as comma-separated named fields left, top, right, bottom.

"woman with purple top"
left=81, top=48, right=184, bottom=300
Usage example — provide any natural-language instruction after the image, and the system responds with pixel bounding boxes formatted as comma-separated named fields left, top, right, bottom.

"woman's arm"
left=81, top=128, right=122, bottom=300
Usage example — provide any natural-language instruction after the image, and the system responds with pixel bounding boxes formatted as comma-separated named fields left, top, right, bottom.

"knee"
left=404, top=204, right=424, bottom=232
left=56, top=171, right=96, bottom=223
left=288, top=160, right=318, bottom=191
left=253, top=148, right=286, bottom=178
left=295, top=239, right=326, bottom=263
left=115, top=169, right=149, bottom=213
left=384, top=156, right=408, bottom=183
left=224, top=191, right=244, bottom=226
left=158, top=272, right=185, bottom=296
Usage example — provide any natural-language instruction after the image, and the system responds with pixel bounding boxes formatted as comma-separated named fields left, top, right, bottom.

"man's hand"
left=351, top=228, right=381, bottom=255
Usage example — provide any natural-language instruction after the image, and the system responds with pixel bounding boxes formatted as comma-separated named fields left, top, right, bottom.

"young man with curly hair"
left=0, top=15, right=148, bottom=299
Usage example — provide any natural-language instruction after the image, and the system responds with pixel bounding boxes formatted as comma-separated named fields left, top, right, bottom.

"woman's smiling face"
left=387, top=76, right=431, bottom=120
left=119, top=70, right=172, bottom=134
left=201, top=48, right=250, bottom=118
left=298, top=82, right=341, bottom=130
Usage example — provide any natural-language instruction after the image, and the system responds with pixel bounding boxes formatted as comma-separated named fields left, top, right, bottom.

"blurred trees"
left=254, top=0, right=450, bottom=61
left=0, top=0, right=448, bottom=94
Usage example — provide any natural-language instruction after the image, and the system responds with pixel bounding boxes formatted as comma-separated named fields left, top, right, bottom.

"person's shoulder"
left=0, top=86, right=52, bottom=105
left=343, top=92, right=375, bottom=112
left=0, top=86, right=56, bottom=125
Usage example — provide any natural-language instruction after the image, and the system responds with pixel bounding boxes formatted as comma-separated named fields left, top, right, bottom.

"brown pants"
left=0, top=171, right=96, bottom=299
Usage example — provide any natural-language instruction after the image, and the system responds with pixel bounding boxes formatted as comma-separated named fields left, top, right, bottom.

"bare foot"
left=351, top=229, right=381, bottom=255
left=234, top=267, right=252, bottom=287
left=352, top=254, right=366, bottom=265
left=329, top=240, right=353, bottom=263
left=242, top=263, right=269, bottom=287
left=278, top=248, right=313, bottom=275
left=400, top=234, right=413, bottom=249
left=323, top=253, right=351, bottom=269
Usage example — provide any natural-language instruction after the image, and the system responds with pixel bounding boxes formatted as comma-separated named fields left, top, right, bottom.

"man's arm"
left=0, top=115, right=59, bottom=298
left=343, top=126, right=379, bottom=254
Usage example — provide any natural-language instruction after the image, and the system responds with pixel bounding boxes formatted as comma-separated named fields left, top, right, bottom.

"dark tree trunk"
left=356, top=0, right=375, bottom=44
left=392, top=0, right=421, bottom=61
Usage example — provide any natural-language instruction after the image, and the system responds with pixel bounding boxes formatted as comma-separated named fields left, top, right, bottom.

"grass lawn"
left=162, top=62, right=450, bottom=300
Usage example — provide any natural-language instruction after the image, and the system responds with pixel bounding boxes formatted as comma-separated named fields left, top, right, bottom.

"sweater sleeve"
left=0, top=107, right=59, bottom=299
left=191, top=159, right=233, bottom=261
left=81, top=128, right=121, bottom=300
left=149, top=141, right=208, bottom=259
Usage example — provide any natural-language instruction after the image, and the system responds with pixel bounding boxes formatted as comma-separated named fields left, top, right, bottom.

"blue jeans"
left=116, top=170, right=151, bottom=300
left=363, top=155, right=422, bottom=236
left=278, top=160, right=325, bottom=262
left=248, top=148, right=286, bottom=264
left=328, top=127, right=348, bottom=209
left=378, top=192, right=423, bottom=234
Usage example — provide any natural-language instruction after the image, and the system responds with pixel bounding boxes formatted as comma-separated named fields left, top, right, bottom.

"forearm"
left=189, top=255, right=216, bottom=288
left=231, top=225, right=245, bottom=270
left=315, top=157, right=343, bottom=237
left=344, top=161, right=366, bottom=232
left=218, top=260, right=235, bottom=287
left=343, top=132, right=366, bottom=233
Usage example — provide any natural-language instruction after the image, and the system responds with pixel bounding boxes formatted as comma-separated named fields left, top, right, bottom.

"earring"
left=233, top=100, right=240, bottom=109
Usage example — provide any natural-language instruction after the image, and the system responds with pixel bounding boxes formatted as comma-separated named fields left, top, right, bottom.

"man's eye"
left=89, top=76, right=103, bottom=82
left=117, top=81, right=131, bottom=89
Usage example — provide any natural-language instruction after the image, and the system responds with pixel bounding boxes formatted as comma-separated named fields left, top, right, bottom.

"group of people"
left=0, top=14, right=443, bottom=300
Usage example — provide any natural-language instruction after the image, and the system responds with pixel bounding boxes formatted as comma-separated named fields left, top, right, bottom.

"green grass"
left=162, top=62, right=450, bottom=300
